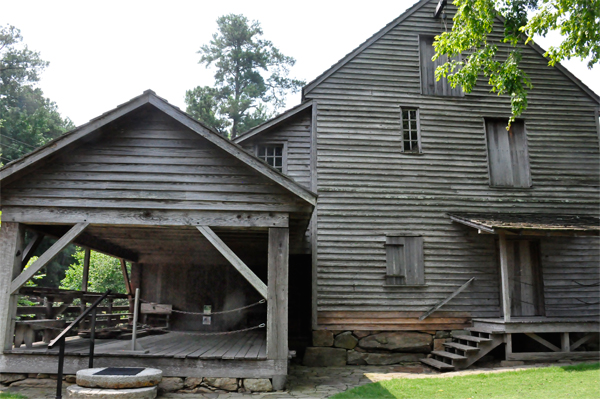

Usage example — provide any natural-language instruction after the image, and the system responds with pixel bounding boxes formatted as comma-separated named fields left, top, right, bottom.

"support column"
left=498, top=232, right=511, bottom=322
left=267, top=227, right=289, bottom=391
left=0, top=222, right=25, bottom=352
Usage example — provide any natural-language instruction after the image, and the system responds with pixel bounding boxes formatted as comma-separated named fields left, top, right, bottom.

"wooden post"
left=267, top=227, right=289, bottom=391
left=81, top=248, right=91, bottom=292
left=498, top=232, right=511, bottom=322
left=561, top=332, right=570, bottom=352
left=0, top=222, right=25, bottom=351
left=505, top=333, right=513, bottom=360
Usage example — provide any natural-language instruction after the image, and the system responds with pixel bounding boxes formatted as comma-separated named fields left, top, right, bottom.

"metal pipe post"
left=55, top=337, right=65, bottom=399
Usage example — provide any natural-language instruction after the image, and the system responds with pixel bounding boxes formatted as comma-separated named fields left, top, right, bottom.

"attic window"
left=401, top=108, right=421, bottom=153
left=257, top=144, right=285, bottom=173
left=419, top=35, right=463, bottom=97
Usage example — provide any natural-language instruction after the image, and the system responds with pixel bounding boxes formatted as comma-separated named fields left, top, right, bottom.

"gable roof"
left=0, top=90, right=317, bottom=207
left=302, top=0, right=600, bottom=105
left=233, top=100, right=313, bottom=144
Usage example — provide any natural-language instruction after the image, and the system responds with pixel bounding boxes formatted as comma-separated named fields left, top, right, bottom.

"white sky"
left=2, top=0, right=598, bottom=126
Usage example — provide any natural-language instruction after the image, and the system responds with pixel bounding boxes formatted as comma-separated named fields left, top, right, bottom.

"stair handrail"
left=48, top=289, right=111, bottom=399
left=419, top=278, right=475, bottom=321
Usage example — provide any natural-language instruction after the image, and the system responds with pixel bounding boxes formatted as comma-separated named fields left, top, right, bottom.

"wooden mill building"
left=0, top=0, right=599, bottom=381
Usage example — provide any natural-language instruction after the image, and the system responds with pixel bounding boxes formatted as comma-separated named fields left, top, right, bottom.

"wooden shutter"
left=386, top=236, right=424, bottom=285
left=419, top=36, right=462, bottom=97
left=486, top=119, right=531, bottom=188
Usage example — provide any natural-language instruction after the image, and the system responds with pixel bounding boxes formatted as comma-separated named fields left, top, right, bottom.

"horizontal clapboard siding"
left=241, top=110, right=312, bottom=190
left=305, top=0, right=599, bottom=325
left=2, top=109, right=307, bottom=213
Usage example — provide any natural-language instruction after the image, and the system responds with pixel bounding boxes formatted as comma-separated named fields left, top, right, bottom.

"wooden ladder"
left=421, top=327, right=505, bottom=371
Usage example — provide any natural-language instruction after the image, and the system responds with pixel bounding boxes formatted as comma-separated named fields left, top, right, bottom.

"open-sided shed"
left=0, top=90, right=316, bottom=388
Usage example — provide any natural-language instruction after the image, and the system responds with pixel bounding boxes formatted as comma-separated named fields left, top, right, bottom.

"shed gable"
left=1, top=105, right=308, bottom=214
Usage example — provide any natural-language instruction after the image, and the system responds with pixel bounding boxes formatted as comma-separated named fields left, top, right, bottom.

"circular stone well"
left=67, top=385, right=157, bottom=399
left=76, top=368, right=162, bottom=389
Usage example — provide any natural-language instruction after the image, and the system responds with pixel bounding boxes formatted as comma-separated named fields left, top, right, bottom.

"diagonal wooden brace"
left=197, top=225, right=268, bottom=299
left=11, top=223, right=89, bottom=294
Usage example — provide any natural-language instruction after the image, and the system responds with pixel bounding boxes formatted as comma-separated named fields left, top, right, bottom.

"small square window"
left=401, top=108, right=421, bottom=153
left=256, top=144, right=285, bottom=173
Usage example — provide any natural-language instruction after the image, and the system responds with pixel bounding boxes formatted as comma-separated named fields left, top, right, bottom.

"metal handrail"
left=48, top=290, right=111, bottom=399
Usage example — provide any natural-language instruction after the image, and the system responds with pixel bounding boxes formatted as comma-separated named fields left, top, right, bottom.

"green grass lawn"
left=0, top=393, right=26, bottom=399
left=331, top=362, right=600, bottom=399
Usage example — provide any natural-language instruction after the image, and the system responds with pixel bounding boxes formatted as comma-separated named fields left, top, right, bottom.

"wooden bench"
left=14, top=320, right=66, bottom=348
left=140, top=303, right=172, bottom=328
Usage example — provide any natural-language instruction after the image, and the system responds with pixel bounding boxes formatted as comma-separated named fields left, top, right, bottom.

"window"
left=419, top=35, right=463, bottom=97
left=485, top=119, right=531, bottom=188
left=401, top=108, right=421, bottom=153
left=385, top=235, right=424, bottom=286
left=257, top=144, right=285, bottom=173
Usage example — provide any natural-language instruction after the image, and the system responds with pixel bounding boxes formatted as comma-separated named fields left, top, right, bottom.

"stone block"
left=65, top=375, right=77, bottom=383
left=244, top=378, right=273, bottom=392
left=10, top=379, right=58, bottom=388
left=158, top=377, right=184, bottom=392
left=334, top=331, right=358, bottom=349
left=203, top=377, right=238, bottom=391
left=0, top=373, right=27, bottom=385
left=312, top=330, right=334, bottom=347
left=353, top=331, right=374, bottom=338
left=303, top=347, right=347, bottom=367
left=347, top=351, right=424, bottom=365
left=77, top=368, right=162, bottom=389
left=67, top=385, right=157, bottom=399
left=435, top=330, right=451, bottom=339
left=358, top=332, right=432, bottom=352
left=183, top=377, right=203, bottom=389
left=451, top=330, right=469, bottom=337
left=433, top=338, right=448, bottom=351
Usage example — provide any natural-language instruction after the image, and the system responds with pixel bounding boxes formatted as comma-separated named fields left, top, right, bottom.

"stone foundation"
left=304, top=330, right=452, bottom=366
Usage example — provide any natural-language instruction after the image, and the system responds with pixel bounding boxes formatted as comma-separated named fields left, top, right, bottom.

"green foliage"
left=186, top=14, right=304, bottom=138
left=0, top=24, right=74, bottom=164
left=332, top=362, right=600, bottom=399
left=0, top=393, right=27, bottom=399
left=60, top=249, right=129, bottom=295
left=433, top=0, right=599, bottom=125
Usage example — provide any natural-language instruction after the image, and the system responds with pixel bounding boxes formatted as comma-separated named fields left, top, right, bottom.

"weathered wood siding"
left=241, top=110, right=312, bottom=190
left=1, top=106, right=307, bottom=215
left=304, top=0, right=600, bottom=327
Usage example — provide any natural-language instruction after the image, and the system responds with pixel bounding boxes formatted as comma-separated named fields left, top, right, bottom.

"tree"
left=185, top=14, right=304, bottom=139
left=0, top=24, right=74, bottom=164
left=433, top=0, right=599, bottom=123
left=61, top=249, right=130, bottom=295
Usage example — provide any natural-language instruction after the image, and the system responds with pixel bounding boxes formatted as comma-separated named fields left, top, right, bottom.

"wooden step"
left=453, top=334, right=492, bottom=343
left=444, top=342, right=481, bottom=352
left=467, top=327, right=503, bottom=335
left=420, top=357, right=455, bottom=371
left=432, top=350, right=467, bottom=361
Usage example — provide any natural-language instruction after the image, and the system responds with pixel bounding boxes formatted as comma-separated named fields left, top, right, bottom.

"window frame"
left=255, top=142, right=288, bottom=174
left=400, top=107, right=422, bottom=154
left=384, top=234, right=425, bottom=287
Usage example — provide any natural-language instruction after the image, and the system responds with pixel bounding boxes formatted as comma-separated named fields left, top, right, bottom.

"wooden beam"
left=196, top=226, right=267, bottom=299
left=10, top=223, right=89, bottom=294
left=81, top=249, right=91, bottom=292
left=2, top=207, right=290, bottom=228
left=570, top=333, right=597, bottom=351
left=266, top=227, right=289, bottom=390
left=498, top=232, right=512, bottom=322
left=21, top=232, right=44, bottom=268
left=0, top=223, right=25, bottom=351
left=419, top=277, right=475, bottom=320
left=120, top=259, right=132, bottom=295
left=525, top=333, right=561, bottom=352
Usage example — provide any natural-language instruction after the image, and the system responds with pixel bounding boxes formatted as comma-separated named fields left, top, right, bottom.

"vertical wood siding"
left=304, top=0, right=599, bottom=325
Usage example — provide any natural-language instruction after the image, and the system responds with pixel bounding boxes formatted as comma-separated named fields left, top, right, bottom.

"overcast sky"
left=2, top=0, right=599, bottom=126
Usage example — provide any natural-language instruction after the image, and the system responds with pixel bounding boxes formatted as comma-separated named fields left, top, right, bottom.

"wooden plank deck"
left=8, top=330, right=267, bottom=361
left=472, top=317, right=600, bottom=333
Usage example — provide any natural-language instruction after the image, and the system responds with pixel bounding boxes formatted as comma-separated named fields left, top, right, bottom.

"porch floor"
left=8, top=330, right=266, bottom=360
left=472, top=317, right=599, bottom=334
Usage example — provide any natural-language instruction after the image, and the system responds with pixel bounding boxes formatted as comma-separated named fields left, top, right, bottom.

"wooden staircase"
left=421, top=328, right=505, bottom=371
